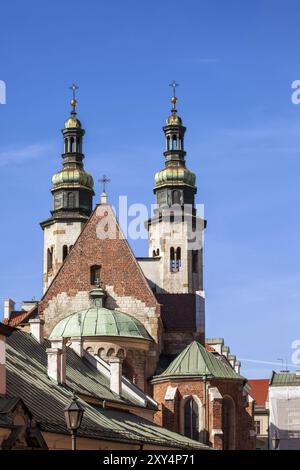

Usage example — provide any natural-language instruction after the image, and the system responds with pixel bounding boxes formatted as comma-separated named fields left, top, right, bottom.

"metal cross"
left=98, top=175, right=111, bottom=193
left=69, top=83, right=79, bottom=100
left=169, top=80, right=179, bottom=97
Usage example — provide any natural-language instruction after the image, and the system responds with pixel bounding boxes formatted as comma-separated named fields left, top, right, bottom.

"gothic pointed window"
left=90, top=265, right=101, bottom=285
left=184, top=397, right=199, bottom=441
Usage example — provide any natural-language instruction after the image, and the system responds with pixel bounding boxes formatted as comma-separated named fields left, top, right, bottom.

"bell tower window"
left=67, top=192, right=75, bottom=208
left=90, top=265, right=101, bottom=285
left=170, top=247, right=181, bottom=272
left=172, top=135, right=177, bottom=150
left=62, top=245, right=68, bottom=261
left=70, top=137, right=74, bottom=152
left=166, top=136, right=170, bottom=151
left=47, top=247, right=53, bottom=272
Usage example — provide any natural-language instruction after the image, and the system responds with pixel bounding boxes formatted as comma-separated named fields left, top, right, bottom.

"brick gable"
left=40, top=204, right=161, bottom=342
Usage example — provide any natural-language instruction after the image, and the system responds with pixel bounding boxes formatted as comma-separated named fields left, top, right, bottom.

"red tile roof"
left=156, top=294, right=196, bottom=331
left=2, top=306, right=38, bottom=327
left=248, top=379, right=269, bottom=406
left=205, top=343, right=215, bottom=352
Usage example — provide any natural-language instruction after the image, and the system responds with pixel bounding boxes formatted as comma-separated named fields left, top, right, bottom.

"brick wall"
left=152, top=377, right=255, bottom=450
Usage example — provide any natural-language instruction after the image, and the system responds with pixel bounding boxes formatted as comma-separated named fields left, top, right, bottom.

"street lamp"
left=64, top=392, right=85, bottom=450
left=271, top=435, right=280, bottom=450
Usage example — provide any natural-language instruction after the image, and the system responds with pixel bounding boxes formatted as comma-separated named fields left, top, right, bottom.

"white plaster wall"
left=147, top=219, right=203, bottom=293
left=43, top=221, right=84, bottom=292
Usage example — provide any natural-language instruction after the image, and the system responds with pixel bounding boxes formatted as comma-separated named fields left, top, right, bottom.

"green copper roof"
left=49, top=307, right=152, bottom=341
left=52, top=169, right=94, bottom=190
left=155, top=341, right=244, bottom=380
left=154, top=166, right=196, bottom=189
left=270, top=371, right=300, bottom=387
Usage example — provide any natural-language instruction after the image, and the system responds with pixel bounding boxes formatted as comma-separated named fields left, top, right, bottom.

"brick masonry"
left=152, top=377, right=256, bottom=450
left=40, top=204, right=163, bottom=378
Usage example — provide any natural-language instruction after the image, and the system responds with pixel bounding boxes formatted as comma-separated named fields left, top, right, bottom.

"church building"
left=2, top=84, right=255, bottom=450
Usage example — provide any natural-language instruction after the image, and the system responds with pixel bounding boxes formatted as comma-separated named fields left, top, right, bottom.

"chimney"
left=222, top=345, right=230, bottom=358
left=29, top=318, right=44, bottom=343
left=228, top=354, right=236, bottom=368
left=0, top=323, right=14, bottom=395
left=109, top=357, right=122, bottom=396
left=235, top=360, right=241, bottom=374
left=4, top=299, right=15, bottom=320
left=70, top=337, right=83, bottom=357
left=46, top=339, right=66, bottom=384
left=206, top=338, right=224, bottom=355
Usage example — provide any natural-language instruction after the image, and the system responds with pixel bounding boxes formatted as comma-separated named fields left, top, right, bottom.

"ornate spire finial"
left=69, top=83, right=79, bottom=114
left=169, top=80, right=179, bottom=112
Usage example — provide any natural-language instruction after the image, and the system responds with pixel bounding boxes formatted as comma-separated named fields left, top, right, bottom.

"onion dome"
left=154, top=166, right=196, bottom=189
left=52, top=169, right=94, bottom=190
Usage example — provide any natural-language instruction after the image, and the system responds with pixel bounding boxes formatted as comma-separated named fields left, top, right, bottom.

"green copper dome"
left=154, top=166, right=196, bottom=189
left=52, top=169, right=94, bottom=190
left=49, top=307, right=152, bottom=341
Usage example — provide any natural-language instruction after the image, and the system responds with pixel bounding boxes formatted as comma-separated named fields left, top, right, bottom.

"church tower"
left=40, top=86, right=94, bottom=292
left=140, top=83, right=205, bottom=294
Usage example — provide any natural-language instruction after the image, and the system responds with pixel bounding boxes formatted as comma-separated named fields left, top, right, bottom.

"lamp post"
left=64, top=392, right=85, bottom=450
left=271, top=435, right=280, bottom=450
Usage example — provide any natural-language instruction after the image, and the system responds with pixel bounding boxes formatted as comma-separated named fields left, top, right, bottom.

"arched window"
left=85, top=347, right=94, bottom=355
left=70, top=137, right=74, bottom=152
left=176, top=247, right=181, bottom=271
left=62, top=245, right=68, bottom=261
left=172, top=135, right=177, bottom=150
left=64, top=138, right=68, bottom=153
left=166, top=136, right=170, bottom=151
left=184, top=397, right=199, bottom=441
left=90, top=265, right=101, bottom=285
left=172, top=189, right=182, bottom=205
left=222, top=396, right=236, bottom=450
left=170, top=247, right=175, bottom=272
left=47, top=247, right=53, bottom=272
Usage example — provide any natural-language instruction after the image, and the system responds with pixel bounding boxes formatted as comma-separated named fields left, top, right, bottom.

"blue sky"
left=1, top=0, right=300, bottom=378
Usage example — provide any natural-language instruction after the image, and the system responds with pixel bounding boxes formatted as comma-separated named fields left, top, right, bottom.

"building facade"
left=2, top=87, right=255, bottom=450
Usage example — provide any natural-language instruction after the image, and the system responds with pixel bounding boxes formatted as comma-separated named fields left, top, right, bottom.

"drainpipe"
left=203, top=377, right=207, bottom=444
